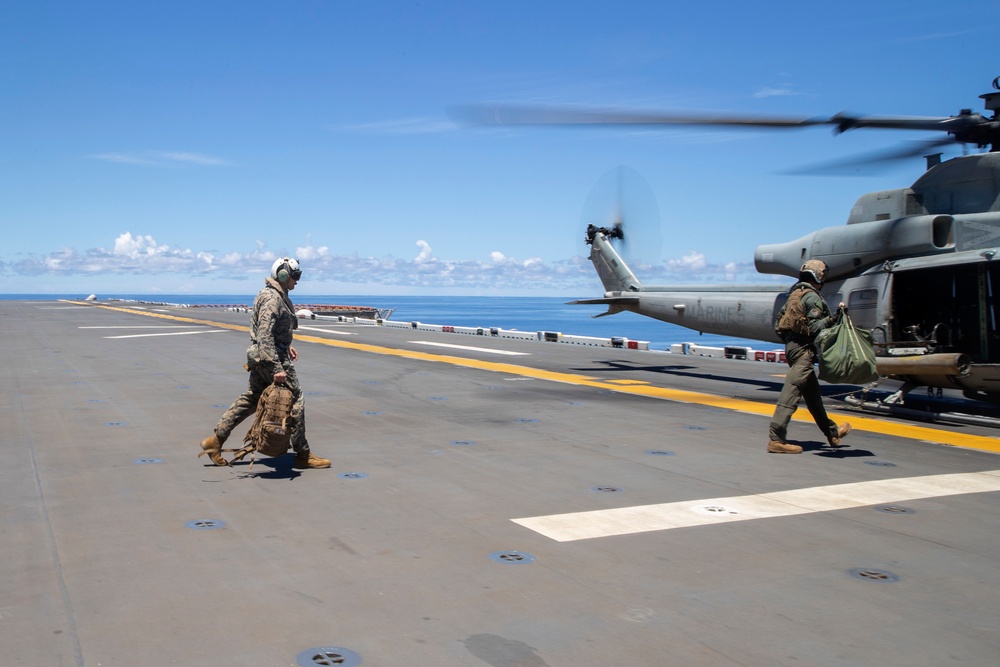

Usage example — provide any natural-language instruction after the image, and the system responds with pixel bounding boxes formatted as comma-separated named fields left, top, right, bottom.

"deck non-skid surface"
left=4, top=300, right=1000, bottom=666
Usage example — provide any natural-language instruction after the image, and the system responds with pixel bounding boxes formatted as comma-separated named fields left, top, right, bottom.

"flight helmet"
left=270, top=257, right=302, bottom=282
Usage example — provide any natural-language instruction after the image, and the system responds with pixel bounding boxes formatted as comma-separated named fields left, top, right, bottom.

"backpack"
left=775, top=285, right=814, bottom=339
left=231, top=383, right=296, bottom=465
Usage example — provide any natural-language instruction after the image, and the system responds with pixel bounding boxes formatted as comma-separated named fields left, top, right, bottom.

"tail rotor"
left=580, top=166, right=662, bottom=266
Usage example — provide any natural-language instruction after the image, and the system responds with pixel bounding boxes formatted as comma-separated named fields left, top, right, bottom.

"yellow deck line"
left=69, top=301, right=1000, bottom=454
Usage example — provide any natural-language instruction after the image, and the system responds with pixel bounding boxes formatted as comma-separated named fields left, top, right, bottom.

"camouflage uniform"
left=213, top=277, right=310, bottom=454
left=768, top=281, right=841, bottom=444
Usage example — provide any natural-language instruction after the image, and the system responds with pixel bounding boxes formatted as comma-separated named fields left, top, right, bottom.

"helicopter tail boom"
left=587, top=227, right=642, bottom=294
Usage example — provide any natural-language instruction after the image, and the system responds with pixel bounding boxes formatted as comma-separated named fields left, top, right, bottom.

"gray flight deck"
left=5, top=299, right=1000, bottom=666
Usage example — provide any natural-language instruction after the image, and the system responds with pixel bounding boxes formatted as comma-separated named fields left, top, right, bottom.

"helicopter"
left=454, top=78, right=1000, bottom=406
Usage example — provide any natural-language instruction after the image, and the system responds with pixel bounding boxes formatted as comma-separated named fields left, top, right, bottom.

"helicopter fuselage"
left=576, top=152, right=1000, bottom=399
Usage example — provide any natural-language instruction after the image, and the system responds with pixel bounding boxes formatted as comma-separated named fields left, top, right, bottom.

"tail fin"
left=587, top=227, right=642, bottom=293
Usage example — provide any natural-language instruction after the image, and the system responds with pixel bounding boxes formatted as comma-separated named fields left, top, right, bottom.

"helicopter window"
left=848, top=289, right=878, bottom=329
left=906, top=193, right=926, bottom=216
left=951, top=183, right=1000, bottom=214
left=849, top=289, right=877, bottom=309
left=923, top=183, right=998, bottom=215
left=925, top=190, right=952, bottom=213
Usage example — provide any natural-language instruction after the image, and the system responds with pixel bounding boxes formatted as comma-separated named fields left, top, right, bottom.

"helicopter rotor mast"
left=830, top=111, right=997, bottom=150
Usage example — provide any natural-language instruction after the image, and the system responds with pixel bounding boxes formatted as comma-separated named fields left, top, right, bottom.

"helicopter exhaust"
left=876, top=353, right=971, bottom=377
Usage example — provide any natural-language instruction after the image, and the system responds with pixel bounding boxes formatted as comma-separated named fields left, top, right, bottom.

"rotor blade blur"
left=450, top=104, right=830, bottom=129
left=829, top=113, right=986, bottom=134
left=789, top=137, right=956, bottom=175
left=581, top=166, right=662, bottom=265
left=450, top=105, right=981, bottom=136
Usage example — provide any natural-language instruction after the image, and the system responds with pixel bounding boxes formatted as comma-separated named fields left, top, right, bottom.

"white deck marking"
left=80, top=326, right=194, bottom=329
left=513, top=469, right=1000, bottom=542
left=409, top=341, right=530, bottom=356
left=298, top=326, right=356, bottom=336
left=103, top=330, right=228, bottom=339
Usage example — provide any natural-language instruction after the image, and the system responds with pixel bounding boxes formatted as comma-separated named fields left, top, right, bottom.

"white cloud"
left=90, top=151, right=230, bottom=167
left=113, top=232, right=168, bottom=258
left=295, top=244, right=331, bottom=261
left=415, top=240, right=433, bottom=263
left=153, top=151, right=229, bottom=166
left=90, top=153, right=157, bottom=165
left=335, top=117, right=455, bottom=135
left=668, top=250, right=707, bottom=271
left=892, top=28, right=983, bottom=44
left=753, top=86, right=799, bottom=99
left=8, top=233, right=775, bottom=293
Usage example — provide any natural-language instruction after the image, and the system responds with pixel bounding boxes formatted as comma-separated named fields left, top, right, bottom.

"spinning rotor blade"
left=451, top=104, right=830, bottom=128
left=453, top=104, right=984, bottom=133
left=580, top=166, right=662, bottom=265
left=827, top=112, right=989, bottom=134
left=790, top=137, right=957, bottom=175
left=450, top=104, right=999, bottom=151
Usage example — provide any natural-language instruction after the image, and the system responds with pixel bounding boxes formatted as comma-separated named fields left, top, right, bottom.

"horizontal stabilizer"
left=567, top=296, right=640, bottom=306
left=567, top=296, right=639, bottom=318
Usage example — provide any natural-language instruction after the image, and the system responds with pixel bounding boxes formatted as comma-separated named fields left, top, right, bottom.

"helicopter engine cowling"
left=754, top=214, right=955, bottom=280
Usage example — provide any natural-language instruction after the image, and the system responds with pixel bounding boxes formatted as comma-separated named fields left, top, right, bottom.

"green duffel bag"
left=815, top=312, right=879, bottom=385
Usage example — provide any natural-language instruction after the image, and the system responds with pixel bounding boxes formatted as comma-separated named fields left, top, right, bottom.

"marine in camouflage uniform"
left=200, top=258, right=330, bottom=468
left=768, top=259, right=852, bottom=454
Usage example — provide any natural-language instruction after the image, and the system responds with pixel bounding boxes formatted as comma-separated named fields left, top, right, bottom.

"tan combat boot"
left=768, top=440, right=803, bottom=454
left=828, top=422, right=852, bottom=448
left=294, top=450, right=331, bottom=469
left=199, top=434, right=229, bottom=466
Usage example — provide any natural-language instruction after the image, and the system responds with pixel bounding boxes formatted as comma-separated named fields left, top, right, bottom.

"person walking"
left=200, top=257, right=331, bottom=469
left=768, top=259, right=852, bottom=454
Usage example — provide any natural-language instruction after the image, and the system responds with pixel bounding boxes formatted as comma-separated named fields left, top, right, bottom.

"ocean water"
left=1, top=293, right=772, bottom=352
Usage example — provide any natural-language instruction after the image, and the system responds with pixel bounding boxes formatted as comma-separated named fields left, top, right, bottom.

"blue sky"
left=2, top=0, right=998, bottom=296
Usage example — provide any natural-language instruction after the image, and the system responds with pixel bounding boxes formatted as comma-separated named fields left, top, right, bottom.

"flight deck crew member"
left=200, top=257, right=331, bottom=469
left=767, top=259, right=852, bottom=454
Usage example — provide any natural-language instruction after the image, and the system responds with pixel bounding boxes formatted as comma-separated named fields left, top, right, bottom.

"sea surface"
left=1, top=293, right=774, bottom=352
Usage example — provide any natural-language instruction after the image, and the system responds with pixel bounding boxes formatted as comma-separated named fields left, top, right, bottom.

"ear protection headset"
left=276, top=262, right=290, bottom=282
left=271, top=257, right=302, bottom=282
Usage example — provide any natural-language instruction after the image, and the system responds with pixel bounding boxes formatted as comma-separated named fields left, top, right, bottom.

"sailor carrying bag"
left=814, top=309, right=879, bottom=385
left=231, top=382, right=296, bottom=464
